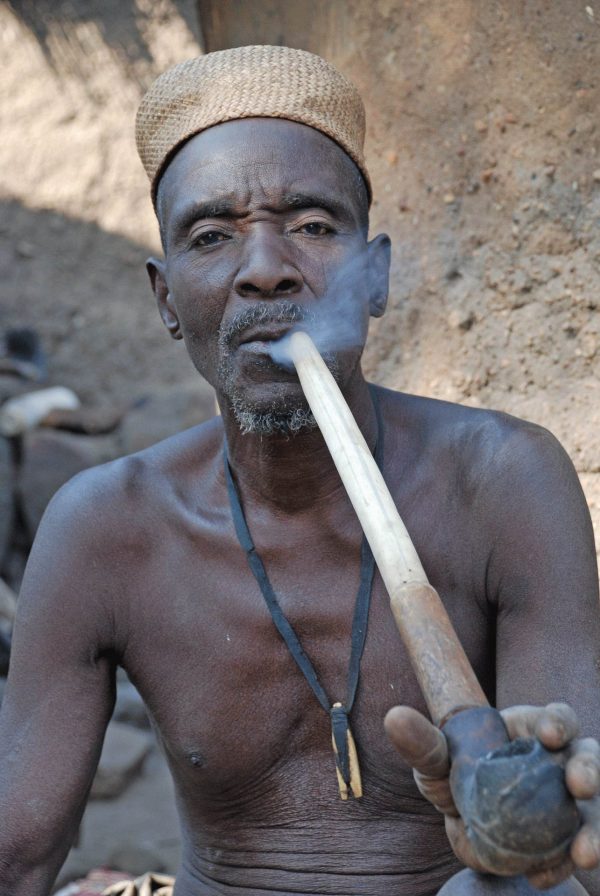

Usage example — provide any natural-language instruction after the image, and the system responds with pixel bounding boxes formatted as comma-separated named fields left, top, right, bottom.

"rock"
left=90, top=721, right=152, bottom=800
left=0, top=577, right=17, bottom=622
left=108, top=843, right=170, bottom=876
left=0, top=374, right=36, bottom=404
left=0, top=386, right=80, bottom=436
left=119, top=382, right=216, bottom=454
left=40, top=403, right=124, bottom=435
left=15, top=241, right=34, bottom=259
left=114, top=680, right=150, bottom=729
left=448, top=309, right=475, bottom=331
left=0, top=627, right=10, bottom=676
left=0, top=436, right=13, bottom=567
left=18, top=429, right=119, bottom=537
left=2, top=548, right=27, bottom=596
left=0, top=327, right=47, bottom=382
left=54, top=869, right=133, bottom=896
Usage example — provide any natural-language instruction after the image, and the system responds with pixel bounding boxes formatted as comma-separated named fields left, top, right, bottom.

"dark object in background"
left=0, top=328, right=47, bottom=382
left=0, top=627, right=10, bottom=676
left=41, top=404, right=124, bottom=435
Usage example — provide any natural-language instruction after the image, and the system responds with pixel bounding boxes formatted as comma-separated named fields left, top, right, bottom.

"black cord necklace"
left=223, top=389, right=384, bottom=800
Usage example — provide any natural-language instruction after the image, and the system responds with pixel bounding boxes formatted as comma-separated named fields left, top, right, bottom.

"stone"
left=0, top=374, right=35, bottom=405
left=108, top=843, right=170, bottom=877
left=113, top=680, right=150, bottom=729
left=0, top=436, right=13, bottom=567
left=18, top=429, right=119, bottom=538
left=0, top=386, right=80, bottom=436
left=0, top=577, right=17, bottom=622
left=2, top=548, right=27, bottom=596
left=40, top=404, right=124, bottom=435
left=90, top=721, right=152, bottom=800
left=448, top=308, right=475, bottom=331
left=0, top=627, right=10, bottom=676
left=54, top=869, right=133, bottom=896
left=119, top=382, right=216, bottom=454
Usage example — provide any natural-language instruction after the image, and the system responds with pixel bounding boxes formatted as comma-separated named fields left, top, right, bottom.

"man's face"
left=149, top=118, right=390, bottom=434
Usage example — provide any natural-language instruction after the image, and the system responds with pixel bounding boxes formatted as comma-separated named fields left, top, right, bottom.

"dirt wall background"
left=1, top=0, right=598, bottom=558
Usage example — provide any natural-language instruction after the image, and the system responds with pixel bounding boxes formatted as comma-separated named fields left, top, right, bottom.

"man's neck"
left=220, top=371, right=378, bottom=513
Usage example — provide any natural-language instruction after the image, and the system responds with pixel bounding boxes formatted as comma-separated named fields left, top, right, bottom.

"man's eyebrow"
left=281, top=192, right=353, bottom=219
left=172, top=199, right=242, bottom=234
left=170, top=192, right=354, bottom=236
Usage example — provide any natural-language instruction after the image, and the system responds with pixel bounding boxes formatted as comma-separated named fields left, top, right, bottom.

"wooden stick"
left=289, top=330, right=487, bottom=726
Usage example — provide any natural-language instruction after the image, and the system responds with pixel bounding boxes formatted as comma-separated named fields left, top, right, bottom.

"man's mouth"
left=237, top=324, right=296, bottom=348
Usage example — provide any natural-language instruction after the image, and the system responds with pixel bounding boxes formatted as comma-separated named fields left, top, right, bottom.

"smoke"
left=268, top=252, right=371, bottom=368
left=214, top=252, right=373, bottom=434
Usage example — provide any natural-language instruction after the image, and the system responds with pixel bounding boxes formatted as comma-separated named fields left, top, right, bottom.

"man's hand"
left=385, top=703, right=600, bottom=890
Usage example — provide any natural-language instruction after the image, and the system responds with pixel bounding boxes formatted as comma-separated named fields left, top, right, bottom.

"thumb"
left=384, top=705, right=449, bottom=778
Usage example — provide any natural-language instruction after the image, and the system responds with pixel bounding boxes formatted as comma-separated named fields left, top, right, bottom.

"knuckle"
left=572, top=827, right=600, bottom=869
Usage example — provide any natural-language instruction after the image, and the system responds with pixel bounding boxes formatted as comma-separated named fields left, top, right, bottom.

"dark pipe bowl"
left=443, top=707, right=580, bottom=877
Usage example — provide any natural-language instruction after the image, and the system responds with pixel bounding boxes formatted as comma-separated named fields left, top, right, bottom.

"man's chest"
left=120, top=525, right=493, bottom=809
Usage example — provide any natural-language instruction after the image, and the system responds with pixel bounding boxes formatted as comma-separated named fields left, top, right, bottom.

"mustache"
left=218, top=302, right=315, bottom=347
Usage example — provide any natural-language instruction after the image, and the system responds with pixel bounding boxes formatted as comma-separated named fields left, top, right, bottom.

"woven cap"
left=136, top=45, right=371, bottom=205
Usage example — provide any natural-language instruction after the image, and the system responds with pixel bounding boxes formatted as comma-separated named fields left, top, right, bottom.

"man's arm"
left=386, top=420, right=600, bottom=891
left=0, top=472, right=120, bottom=895
left=487, top=424, right=600, bottom=891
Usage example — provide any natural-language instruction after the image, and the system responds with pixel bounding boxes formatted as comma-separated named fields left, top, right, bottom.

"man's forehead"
left=159, top=118, right=364, bottom=219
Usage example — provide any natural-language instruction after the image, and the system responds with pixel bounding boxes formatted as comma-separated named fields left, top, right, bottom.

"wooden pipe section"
left=288, top=330, right=487, bottom=726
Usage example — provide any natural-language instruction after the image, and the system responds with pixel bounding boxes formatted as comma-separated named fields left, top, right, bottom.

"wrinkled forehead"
left=157, top=118, right=366, bottom=222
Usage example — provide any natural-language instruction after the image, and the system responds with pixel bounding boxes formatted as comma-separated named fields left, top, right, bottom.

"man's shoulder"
left=41, top=415, right=224, bottom=547
left=376, top=384, right=569, bottom=483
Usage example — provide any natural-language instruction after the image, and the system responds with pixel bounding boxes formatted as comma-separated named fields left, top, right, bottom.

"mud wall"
left=1, top=0, right=598, bottom=559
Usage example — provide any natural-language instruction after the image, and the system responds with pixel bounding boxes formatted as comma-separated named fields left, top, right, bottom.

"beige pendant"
left=102, top=873, right=175, bottom=896
left=331, top=702, right=363, bottom=800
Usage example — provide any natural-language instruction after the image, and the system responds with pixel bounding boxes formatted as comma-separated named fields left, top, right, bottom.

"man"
left=0, top=46, right=599, bottom=896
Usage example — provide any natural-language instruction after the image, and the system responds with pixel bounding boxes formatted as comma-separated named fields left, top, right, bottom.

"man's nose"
left=233, top=229, right=303, bottom=299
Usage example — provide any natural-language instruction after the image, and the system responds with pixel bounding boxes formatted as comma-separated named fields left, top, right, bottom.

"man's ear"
left=367, top=233, right=391, bottom=318
left=146, top=257, right=183, bottom=340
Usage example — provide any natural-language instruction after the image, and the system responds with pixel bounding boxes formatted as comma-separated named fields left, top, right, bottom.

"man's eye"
left=193, top=231, right=230, bottom=247
left=298, top=222, right=331, bottom=236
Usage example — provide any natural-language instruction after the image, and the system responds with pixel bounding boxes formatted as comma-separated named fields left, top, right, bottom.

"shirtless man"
left=1, top=46, right=599, bottom=896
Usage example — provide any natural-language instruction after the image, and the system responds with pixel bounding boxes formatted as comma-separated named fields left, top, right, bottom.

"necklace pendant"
left=331, top=702, right=363, bottom=800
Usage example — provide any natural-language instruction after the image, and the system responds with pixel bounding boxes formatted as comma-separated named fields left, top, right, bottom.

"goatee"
left=217, top=302, right=336, bottom=436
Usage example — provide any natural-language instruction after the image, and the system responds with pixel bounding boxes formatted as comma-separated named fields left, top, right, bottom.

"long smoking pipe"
left=288, top=330, right=579, bottom=878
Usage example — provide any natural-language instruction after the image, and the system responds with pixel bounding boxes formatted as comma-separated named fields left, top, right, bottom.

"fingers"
left=384, top=705, right=458, bottom=816
left=500, top=703, right=580, bottom=751
left=443, top=815, right=491, bottom=874
left=526, top=859, right=575, bottom=890
left=384, top=705, right=449, bottom=777
left=565, top=737, right=600, bottom=800
left=571, top=795, right=600, bottom=870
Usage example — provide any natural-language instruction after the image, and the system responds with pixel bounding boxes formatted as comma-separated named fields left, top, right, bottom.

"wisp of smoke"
left=268, top=253, right=371, bottom=368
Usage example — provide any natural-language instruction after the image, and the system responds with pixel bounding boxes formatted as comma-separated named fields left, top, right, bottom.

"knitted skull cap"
left=135, top=45, right=371, bottom=205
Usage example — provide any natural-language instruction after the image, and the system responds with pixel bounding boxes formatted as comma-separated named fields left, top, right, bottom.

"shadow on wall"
left=1, top=198, right=215, bottom=593
left=4, top=0, right=201, bottom=82
left=196, top=0, right=350, bottom=57
left=1, top=198, right=208, bottom=405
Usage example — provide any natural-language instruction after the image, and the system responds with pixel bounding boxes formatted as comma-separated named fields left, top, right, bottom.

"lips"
left=237, top=324, right=294, bottom=346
